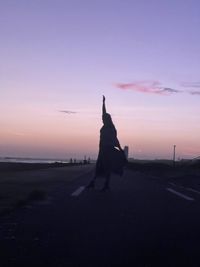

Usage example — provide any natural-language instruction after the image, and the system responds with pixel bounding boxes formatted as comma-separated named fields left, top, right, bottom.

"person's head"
left=102, top=113, right=113, bottom=126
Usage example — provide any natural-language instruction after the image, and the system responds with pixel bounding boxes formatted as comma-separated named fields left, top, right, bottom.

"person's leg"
left=86, top=174, right=96, bottom=188
left=101, top=172, right=111, bottom=191
left=86, top=161, right=99, bottom=188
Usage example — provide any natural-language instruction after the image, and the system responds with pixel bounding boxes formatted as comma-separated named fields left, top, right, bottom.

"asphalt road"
left=1, top=166, right=200, bottom=267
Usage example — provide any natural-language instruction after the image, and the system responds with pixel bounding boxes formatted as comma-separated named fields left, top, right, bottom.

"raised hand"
left=102, top=95, right=106, bottom=114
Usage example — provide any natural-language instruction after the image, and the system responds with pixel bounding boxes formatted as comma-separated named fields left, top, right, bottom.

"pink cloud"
left=115, top=81, right=180, bottom=95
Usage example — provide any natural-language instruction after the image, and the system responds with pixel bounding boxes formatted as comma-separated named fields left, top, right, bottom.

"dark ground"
left=0, top=162, right=84, bottom=172
left=1, top=162, right=200, bottom=266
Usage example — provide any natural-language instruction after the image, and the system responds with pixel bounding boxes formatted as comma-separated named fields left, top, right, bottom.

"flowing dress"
left=95, top=124, right=127, bottom=177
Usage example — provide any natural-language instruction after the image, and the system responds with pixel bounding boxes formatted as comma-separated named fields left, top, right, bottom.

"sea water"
left=0, top=157, right=69, bottom=164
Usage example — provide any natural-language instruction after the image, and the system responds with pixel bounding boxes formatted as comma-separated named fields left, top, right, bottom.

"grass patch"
left=15, top=189, right=47, bottom=208
left=28, top=189, right=47, bottom=201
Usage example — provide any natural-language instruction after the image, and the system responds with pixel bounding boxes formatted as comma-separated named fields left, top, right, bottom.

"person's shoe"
left=86, top=181, right=95, bottom=189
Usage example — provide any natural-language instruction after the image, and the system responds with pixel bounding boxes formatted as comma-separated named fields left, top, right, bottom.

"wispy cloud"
left=59, top=110, right=77, bottom=114
left=180, top=81, right=200, bottom=95
left=13, top=132, right=25, bottom=136
left=115, top=81, right=180, bottom=95
left=181, top=82, right=200, bottom=88
left=160, top=87, right=180, bottom=94
left=189, top=91, right=200, bottom=95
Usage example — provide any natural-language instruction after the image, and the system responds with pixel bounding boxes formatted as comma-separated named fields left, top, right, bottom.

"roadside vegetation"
left=127, top=159, right=200, bottom=180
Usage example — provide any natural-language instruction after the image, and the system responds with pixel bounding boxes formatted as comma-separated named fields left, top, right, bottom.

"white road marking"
left=71, top=186, right=85, bottom=197
left=186, top=188, right=200, bottom=195
left=166, top=188, right=194, bottom=201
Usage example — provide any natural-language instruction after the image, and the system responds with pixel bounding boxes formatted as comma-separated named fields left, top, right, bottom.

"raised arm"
left=102, top=95, right=106, bottom=115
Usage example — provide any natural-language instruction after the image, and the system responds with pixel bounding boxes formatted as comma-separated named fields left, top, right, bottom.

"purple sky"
left=1, top=0, right=200, bottom=159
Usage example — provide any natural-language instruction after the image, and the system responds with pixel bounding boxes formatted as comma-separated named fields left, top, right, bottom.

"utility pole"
left=173, top=145, right=176, bottom=167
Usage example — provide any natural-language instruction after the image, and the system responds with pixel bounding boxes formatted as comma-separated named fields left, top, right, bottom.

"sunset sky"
left=1, top=0, right=200, bottom=160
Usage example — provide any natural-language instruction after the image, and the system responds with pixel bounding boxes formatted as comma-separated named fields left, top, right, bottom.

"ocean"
left=0, top=157, right=69, bottom=164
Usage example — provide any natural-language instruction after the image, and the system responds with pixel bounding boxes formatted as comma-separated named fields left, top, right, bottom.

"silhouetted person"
left=87, top=95, right=127, bottom=191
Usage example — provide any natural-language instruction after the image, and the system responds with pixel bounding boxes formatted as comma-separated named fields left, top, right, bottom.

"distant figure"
left=83, top=155, right=87, bottom=165
left=87, top=95, right=127, bottom=191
